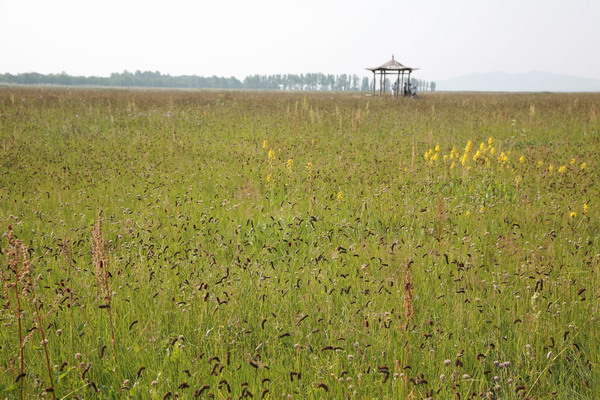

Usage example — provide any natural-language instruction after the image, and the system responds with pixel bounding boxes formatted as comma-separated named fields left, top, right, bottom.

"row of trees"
left=0, top=71, right=436, bottom=92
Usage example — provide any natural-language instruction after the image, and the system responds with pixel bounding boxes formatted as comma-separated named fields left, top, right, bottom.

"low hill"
left=437, top=71, right=600, bottom=92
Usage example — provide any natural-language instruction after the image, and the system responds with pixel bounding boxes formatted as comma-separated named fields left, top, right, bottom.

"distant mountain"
left=437, top=71, right=600, bottom=92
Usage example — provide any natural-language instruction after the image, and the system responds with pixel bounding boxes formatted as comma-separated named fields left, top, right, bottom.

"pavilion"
left=367, top=55, right=417, bottom=96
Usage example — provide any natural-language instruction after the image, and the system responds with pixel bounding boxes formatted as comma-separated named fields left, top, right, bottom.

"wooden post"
left=401, top=71, right=404, bottom=96
left=373, top=71, right=376, bottom=94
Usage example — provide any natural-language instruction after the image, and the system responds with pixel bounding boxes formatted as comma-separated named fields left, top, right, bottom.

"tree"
left=0, top=70, right=396, bottom=92
left=361, top=77, right=370, bottom=91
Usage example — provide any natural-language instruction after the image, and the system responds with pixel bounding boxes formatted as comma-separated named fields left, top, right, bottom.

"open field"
left=0, top=87, right=598, bottom=399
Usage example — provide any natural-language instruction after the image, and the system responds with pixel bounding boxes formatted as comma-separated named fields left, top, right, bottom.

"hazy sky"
left=2, top=0, right=599, bottom=81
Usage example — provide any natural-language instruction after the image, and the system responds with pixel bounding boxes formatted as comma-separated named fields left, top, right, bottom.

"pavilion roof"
left=367, top=55, right=416, bottom=72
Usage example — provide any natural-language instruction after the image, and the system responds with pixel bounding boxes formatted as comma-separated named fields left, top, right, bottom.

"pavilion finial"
left=392, top=54, right=395, bottom=60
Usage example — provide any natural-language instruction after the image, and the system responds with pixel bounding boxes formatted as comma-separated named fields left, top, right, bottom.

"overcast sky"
left=1, top=0, right=599, bottom=81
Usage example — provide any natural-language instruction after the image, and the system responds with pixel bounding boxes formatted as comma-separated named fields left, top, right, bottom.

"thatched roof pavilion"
left=367, top=55, right=417, bottom=96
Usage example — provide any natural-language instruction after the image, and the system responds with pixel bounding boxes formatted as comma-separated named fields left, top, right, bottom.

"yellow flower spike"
left=570, top=158, right=577, bottom=165
left=286, top=159, right=294, bottom=171
left=583, top=203, right=589, bottom=214
left=450, top=161, right=456, bottom=169
left=569, top=211, right=577, bottom=219
left=431, top=153, right=439, bottom=162
left=460, top=153, right=468, bottom=166
left=479, top=205, right=485, bottom=213
left=306, top=162, right=313, bottom=171
left=580, top=162, right=587, bottom=170
left=266, top=174, right=273, bottom=183
left=443, top=154, right=449, bottom=161
left=490, top=147, right=496, bottom=155
left=488, top=137, right=494, bottom=146
left=548, top=164, right=554, bottom=173
left=479, top=142, right=486, bottom=151
left=434, top=144, right=441, bottom=152
left=465, top=140, right=473, bottom=153
left=465, top=210, right=471, bottom=216
left=558, top=165, right=567, bottom=174
left=537, top=160, right=544, bottom=167
left=519, top=155, right=526, bottom=164
left=336, top=191, right=344, bottom=201
left=424, top=151, right=430, bottom=161
left=262, top=139, right=269, bottom=149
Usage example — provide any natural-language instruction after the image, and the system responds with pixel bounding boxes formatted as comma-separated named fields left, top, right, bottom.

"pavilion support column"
left=401, top=71, right=404, bottom=96
left=373, top=71, right=376, bottom=94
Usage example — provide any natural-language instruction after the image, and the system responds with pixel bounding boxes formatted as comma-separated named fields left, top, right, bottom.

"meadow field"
left=0, top=87, right=598, bottom=399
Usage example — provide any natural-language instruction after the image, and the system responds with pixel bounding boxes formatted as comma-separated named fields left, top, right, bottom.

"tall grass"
left=0, top=87, right=598, bottom=399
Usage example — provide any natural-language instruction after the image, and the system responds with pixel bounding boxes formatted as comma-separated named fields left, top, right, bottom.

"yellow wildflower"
left=268, top=149, right=276, bottom=162
left=450, top=147, right=459, bottom=159
left=266, top=174, right=273, bottom=183
left=286, top=159, right=294, bottom=171
left=262, top=139, right=269, bottom=149
left=583, top=203, right=589, bottom=214
left=306, top=162, right=313, bottom=171
left=558, top=165, right=567, bottom=174
left=490, top=147, right=496, bottom=155
left=570, top=158, right=577, bottom=165
left=450, top=161, right=456, bottom=169
left=443, top=154, right=449, bottom=161
left=519, top=155, right=526, bottom=164
left=488, top=137, right=494, bottom=146
left=479, top=142, right=486, bottom=151
left=465, top=210, right=471, bottom=216
left=548, top=164, right=554, bottom=173
left=580, top=162, right=587, bottom=170
left=336, top=191, right=344, bottom=201
left=431, top=153, right=439, bottom=162
left=537, top=160, right=544, bottom=167
left=434, top=144, right=441, bottom=152
left=569, top=211, right=577, bottom=219
left=465, top=140, right=473, bottom=153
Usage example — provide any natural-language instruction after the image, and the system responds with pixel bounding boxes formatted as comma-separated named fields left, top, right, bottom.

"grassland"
left=0, top=87, right=598, bottom=399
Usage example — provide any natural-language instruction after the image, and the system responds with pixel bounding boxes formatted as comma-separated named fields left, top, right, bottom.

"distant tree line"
left=0, top=71, right=436, bottom=92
